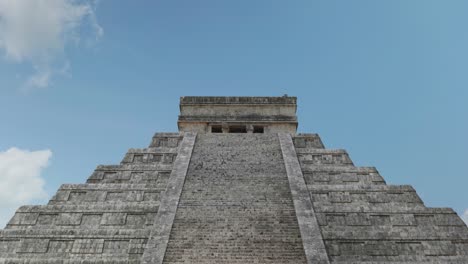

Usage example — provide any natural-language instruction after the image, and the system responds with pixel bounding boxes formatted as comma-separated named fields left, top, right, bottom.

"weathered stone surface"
left=0, top=131, right=186, bottom=263
left=141, top=132, right=196, bottom=264
left=162, top=134, right=307, bottom=263
left=278, top=132, right=330, bottom=264
left=0, top=96, right=466, bottom=263
left=292, top=132, right=468, bottom=263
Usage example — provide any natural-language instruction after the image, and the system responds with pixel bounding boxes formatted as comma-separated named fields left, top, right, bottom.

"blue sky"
left=0, top=0, right=467, bottom=227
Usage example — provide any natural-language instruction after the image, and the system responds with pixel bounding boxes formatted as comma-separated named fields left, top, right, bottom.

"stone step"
left=301, top=166, right=379, bottom=173
left=126, top=147, right=179, bottom=155
left=149, top=133, right=182, bottom=148
left=313, top=204, right=454, bottom=213
left=308, top=184, right=423, bottom=204
left=12, top=203, right=159, bottom=213
left=326, top=240, right=468, bottom=262
left=163, top=133, right=308, bottom=264
left=310, top=190, right=423, bottom=205
left=93, top=163, right=174, bottom=172
left=307, top=184, right=415, bottom=192
left=121, top=146, right=178, bottom=165
left=292, top=133, right=325, bottom=149
left=301, top=166, right=385, bottom=185
left=316, top=211, right=466, bottom=227
left=87, top=165, right=172, bottom=184
left=331, top=257, right=468, bottom=264
left=121, top=152, right=177, bottom=165
left=58, top=183, right=160, bottom=189
left=0, top=229, right=149, bottom=262
left=296, top=149, right=354, bottom=166
left=0, top=228, right=149, bottom=238
left=321, top=225, right=468, bottom=240
left=49, top=183, right=165, bottom=205
left=0, top=256, right=141, bottom=264
left=6, top=204, right=158, bottom=230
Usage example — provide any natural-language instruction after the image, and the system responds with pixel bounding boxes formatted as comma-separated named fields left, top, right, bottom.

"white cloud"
left=0, top=147, right=52, bottom=228
left=462, top=209, right=468, bottom=226
left=0, top=0, right=102, bottom=90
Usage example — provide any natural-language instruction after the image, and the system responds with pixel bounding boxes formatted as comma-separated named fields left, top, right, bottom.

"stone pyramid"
left=1, top=96, right=467, bottom=263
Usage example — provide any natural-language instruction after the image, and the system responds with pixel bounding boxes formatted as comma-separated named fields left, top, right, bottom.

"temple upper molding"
left=179, top=96, right=297, bottom=105
left=178, top=96, right=298, bottom=134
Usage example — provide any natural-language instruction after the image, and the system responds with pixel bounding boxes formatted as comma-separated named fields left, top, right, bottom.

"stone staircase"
left=162, top=133, right=307, bottom=263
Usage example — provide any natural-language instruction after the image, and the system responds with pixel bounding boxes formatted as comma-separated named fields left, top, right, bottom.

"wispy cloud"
left=0, top=0, right=102, bottom=91
left=462, top=209, right=468, bottom=226
left=0, top=147, right=52, bottom=228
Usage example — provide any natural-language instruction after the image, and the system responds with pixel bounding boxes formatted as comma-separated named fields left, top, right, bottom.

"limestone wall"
left=293, top=134, right=468, bottom=263
left=0, top=133, right=184, bottom=263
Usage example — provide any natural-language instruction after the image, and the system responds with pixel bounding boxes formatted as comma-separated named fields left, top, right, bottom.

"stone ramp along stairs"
left=0, top=132, right=467, bottom=263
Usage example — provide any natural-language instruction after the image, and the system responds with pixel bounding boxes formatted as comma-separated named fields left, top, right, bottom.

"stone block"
left=149, top=154, right=162, bottom=162
left=51, top=190, right=70, bottom=202
left=132, top=154, right=144, bottom=163
left=101, top=213, right=127, bottom=226
left=396, top=241, right=424, bottom=255
left=36, top=214, right=57, bottom=226
left=105, top=192, right=127, bottom=202
left=415, top=214, right=435, bottom=226
left=129, top=238, right=148, bottom=254
left=81, top=214, right=102, bottom=227
left=329, top=192, right=351, bottom=203
left=367, top=192, right=390, bottom=203
left=71, top=239, right=104, bottom=254
left=57, top=213, right=82, bottom=226
left=48, top=240, right=74, bottom=253
left=423, top=241, right=457, bottom=256
left=8, top=213, right=39, bottom=226
left=369, top=214, right=391, bottom=226
left=365, top=241, right=398, bottom=256
left=340, top=242, right=365, bottom=256
left=294, top=138, right=306, bottom=148
left=0, top=240, right=19, bottom=253
left=103, top=171, right=118, bottom=179
left=325, top=214, right=347, bottom=226
left=454, top=241, right=468, bottom=255
left=18, top=239, right=49, bottom=253
left=68, top=192, right=89, bottom=202
left=434, top=213, right=467, bottom=226
left=391, top=214, right=416, bottom=226
left=103, top=240, right=130, bottom=254
left=126, top=214, right=148, bottom=227
left=143, top=192, right=160, bottom=202
left=346, top=213, right=371, bottom=226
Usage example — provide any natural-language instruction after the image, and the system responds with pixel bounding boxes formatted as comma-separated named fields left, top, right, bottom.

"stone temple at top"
left=1, top=96, right=467, bottom=263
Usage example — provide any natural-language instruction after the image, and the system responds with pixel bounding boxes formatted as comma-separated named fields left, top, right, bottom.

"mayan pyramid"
left=1, top=96, right=467, bottom=263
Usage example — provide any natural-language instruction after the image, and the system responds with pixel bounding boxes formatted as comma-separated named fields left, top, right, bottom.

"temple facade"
left=0, top=96, right=467, bottom=263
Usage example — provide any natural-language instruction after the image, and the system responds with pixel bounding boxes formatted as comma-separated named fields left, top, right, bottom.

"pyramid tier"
left=87, top=164, right=173, bottom=184
left=6, top=203, right=159, bottom=230
left=49, top=184, right=166, bottom=205
left=0, top=229, right=149, bottom=263
left=301, top=166, right=386, bottom=185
